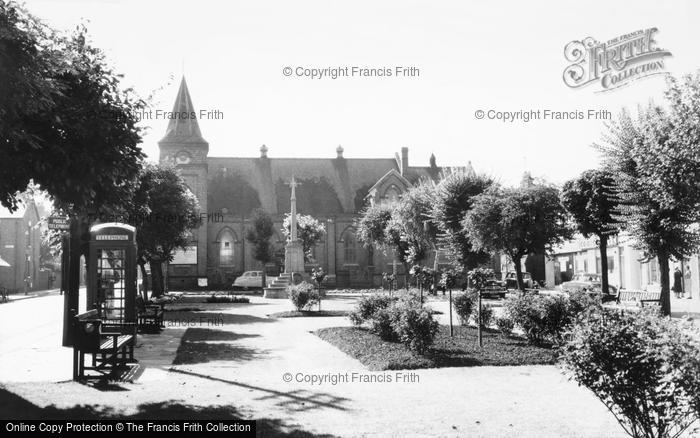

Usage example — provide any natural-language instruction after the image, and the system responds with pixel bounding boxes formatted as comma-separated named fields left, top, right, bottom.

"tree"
left=356, top=202, right=411, bottom=287
left=431, top=169, right=494, bottom=271
left=393, top=181, right=438, bottom=267
left=1, top=6, right=145, bottom=211
left=561, top=169, right=620, bottom=294
left=121, top=163, right=200, bottom=298
left=464, top=183, right=572, bottom=290
left=282, top=213, right=326, bottom=262
left=246, top=208, right=275, bottom=289
left=1, top=5, right=146, bottom=343
left=597, top=74, right=700, bottom=315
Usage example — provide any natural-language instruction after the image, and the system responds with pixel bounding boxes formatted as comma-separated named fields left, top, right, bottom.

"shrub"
left=389, top=299, right=439, bottom=354
left=206, top=294, right=250, bottom=303
left=504, top=293, right=548, bottom=343
left=471, top=303, right=494, bottom=328
left=566, top=289, right=602, bottom=319
left=504, top=292, right=602, bottom=344
left=560, top=309, right=700, bottom=438
left=288, top=281, right=319, bottom=311
left=348, top=294, right=396, bottom=326
left=541, top=295, right=571, bottom=341
left=369, top=307, right=397, bottom=341
left=351, top=292, right=439, bottom=354
left=453, top=292, right=476, bottom=325
left=495, top=316, right=514, bottom=337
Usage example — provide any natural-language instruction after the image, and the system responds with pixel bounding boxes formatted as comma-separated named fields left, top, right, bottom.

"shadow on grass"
left=0, top=387, right=337, bottom=437
left=164, top=311, right=275, bottom=326
left=169, top=369, right=351, bottom=413
left=172, top=328, right=266, bottom=365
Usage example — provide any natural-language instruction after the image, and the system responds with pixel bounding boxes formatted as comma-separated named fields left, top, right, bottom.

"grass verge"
left=269, top=310, right=350, bottom=318
left=315, top=325, right=556, bottom=370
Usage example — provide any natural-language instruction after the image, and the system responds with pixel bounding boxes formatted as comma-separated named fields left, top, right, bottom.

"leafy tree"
left=561, top=169, right=620, bottom=294
left=119, top=163, right=200, bottom=298
left=430, top=169, right=494, bottom=271
left=1, top=4, right=145, bottom=343
left=246, top=208, right=275, bottom=289
left=393, top=181, right=439, bottom=266
left=597, top=74, right=700, bottom=315
left=464, top=183, right=572, bottom=290
left=356, top=202, right=411, bottom=286
left=282, top=213, right=326, bottom=262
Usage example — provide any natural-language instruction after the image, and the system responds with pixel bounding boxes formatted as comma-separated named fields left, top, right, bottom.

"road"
left=0, top=289, right=86, bottom=382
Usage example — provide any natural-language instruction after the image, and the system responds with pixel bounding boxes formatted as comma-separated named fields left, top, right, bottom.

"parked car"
left=560, top=273, right=618, bottom=302
left=480, top=278, right=507, bottom=299
left=504, top=272, right=537, bottom=290
left=233, top=271, right=264, bottom=290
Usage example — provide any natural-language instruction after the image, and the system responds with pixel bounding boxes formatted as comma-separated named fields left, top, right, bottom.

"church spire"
left=160, top=76, right=206, bottom=143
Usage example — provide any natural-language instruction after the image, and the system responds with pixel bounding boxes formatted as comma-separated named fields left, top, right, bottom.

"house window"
left=219, top=230, right=235, bottom=266
left=344, top=231, right=357, bottom=264
left=649, top=259, right=659, bottom=284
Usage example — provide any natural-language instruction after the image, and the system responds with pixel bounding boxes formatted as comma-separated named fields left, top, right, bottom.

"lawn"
left=268, top=310, right=350, bottom=318
left=315, top=325, right=556, bottom=370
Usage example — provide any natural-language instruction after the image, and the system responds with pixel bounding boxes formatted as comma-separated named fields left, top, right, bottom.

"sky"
left=21, top=0, right=700, bottom=185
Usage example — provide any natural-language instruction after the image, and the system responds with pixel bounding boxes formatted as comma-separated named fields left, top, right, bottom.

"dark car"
left=480, top=278, right=507, bottom=299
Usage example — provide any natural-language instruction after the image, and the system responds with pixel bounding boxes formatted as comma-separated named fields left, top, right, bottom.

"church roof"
left=206, top=154, right=444, bottom=215
left=159, top=77, right=207, bottom=144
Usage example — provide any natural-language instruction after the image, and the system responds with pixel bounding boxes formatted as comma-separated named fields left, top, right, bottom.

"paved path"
left=0, top=293, right=626, bottom=437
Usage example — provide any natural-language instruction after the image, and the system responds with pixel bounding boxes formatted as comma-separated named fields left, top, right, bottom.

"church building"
left=159, top=77, right=462, bottom=289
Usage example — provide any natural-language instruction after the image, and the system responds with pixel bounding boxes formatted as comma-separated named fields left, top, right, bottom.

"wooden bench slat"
left=99, top=335, right=133, bottom=351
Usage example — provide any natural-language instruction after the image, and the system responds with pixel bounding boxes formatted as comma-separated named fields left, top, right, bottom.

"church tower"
left=158, top=77, right=209, bottom=287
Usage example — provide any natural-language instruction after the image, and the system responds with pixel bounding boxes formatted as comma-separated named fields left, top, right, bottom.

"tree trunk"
left=598, top=235, right=609, bottom=295
left=403, top=262, right=410, bottom=291
left=62, top=218, right=86, bottom=346
left=658, top=252, right=671, bottom=316
left=513, top=256, right=525, bottom=291
left=150, top=261, right=164, bottom=298
left=139, top=262, right=149, bottom=301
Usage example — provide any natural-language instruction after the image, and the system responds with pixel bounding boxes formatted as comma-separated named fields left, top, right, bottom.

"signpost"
left=48, top=216, right=70, bottom=231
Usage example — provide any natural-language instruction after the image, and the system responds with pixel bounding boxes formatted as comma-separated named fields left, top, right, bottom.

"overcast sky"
left=23, top=0, right=700, bottom=185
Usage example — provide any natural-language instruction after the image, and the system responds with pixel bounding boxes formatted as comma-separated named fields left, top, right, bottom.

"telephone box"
left=87, top=223, right=137, bottom=323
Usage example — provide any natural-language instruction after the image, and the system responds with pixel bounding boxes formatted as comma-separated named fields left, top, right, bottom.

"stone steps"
left=263, top=273, right=293, bottom=299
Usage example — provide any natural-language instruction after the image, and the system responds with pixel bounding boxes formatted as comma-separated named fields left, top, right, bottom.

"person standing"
left=673, top=267, right=683, bottom=299
left=685, top=266, right=692, bottom=299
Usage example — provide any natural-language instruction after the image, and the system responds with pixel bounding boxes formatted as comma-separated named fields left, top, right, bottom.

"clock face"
left=175, top=151, right=192, bottom=164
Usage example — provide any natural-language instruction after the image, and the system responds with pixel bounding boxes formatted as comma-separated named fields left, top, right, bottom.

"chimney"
left=260, top=144, right=268, bottom=158
left=336, top=144, right=344, bottom=159
left=401, top=147, right=409, bottom=174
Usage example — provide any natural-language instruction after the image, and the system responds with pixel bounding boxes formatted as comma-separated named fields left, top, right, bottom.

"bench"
left=136, top=295, right=164, bottom=331
left=615, top=289, right=662, bottom=307
left=72, top=309, right=137, bottom=380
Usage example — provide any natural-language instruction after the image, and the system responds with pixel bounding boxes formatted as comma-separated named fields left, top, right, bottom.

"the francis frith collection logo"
left=563, top=28, right=672, bottom=92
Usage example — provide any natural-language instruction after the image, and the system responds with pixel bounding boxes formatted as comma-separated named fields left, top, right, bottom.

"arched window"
left=219, top=229, right=235, bottom=266
left=344, top=230, right=357, bottom=264
left=384, top=185, right=401, bottom=203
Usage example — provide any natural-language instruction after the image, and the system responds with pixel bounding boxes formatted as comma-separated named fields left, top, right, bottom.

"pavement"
left=0, top=292, right=629, bottom=437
